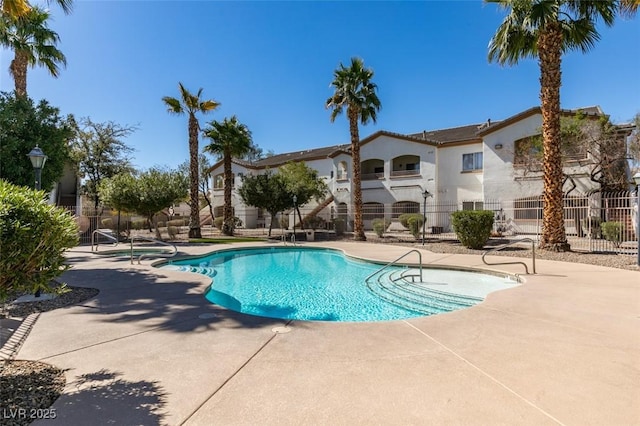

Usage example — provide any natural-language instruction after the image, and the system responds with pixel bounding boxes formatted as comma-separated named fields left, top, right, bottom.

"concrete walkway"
left=16, top=241, right=639, bottom=425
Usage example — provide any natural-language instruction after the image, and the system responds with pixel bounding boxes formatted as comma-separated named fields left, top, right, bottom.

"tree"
left=237, top=171, right=292, bottom=236
left=69, top=117, right=136, bottom=210
left=514, top=113, right=635, bottom=194
left=1, top=0, right=73, bottom=19
left=0, top=92, right=72, bottom=190
left=162, top=82, right=220, bottom=238
left=179, top=154, right=215, bottom=223
left=278, top=161, right=329, bottom=230
left=326, top=57, right=381, bottom=241
left=100, top=168, right=188, bottom=232
left=0, top=6, right=66, bottom=97
left=202, top=116, right=253, bottom=236
left=488, top=0, right=617, bottom=252
left=628, top=113, right=640, bottom=175
left=0, top=179, right=78, bottom=301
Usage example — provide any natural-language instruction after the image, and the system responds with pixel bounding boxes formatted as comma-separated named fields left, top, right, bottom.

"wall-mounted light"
left=494, top=144, right=503, bottom=150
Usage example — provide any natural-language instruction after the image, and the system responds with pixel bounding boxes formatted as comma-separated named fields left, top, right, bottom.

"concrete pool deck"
left=15, top=241, right=640, bottom=425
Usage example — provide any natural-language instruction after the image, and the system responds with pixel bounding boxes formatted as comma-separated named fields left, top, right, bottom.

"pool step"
left=165, top=265, right=217, bottom=277
left=367, top=269, right=483, bottom=315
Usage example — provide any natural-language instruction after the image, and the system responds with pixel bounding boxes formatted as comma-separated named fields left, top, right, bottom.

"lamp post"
left=292, top=194, right=297, bottom=240
left=633, top=172, right=640, bottom=267
left=27, top=145, right=47, bottom=190
left=27, top=145, right=47, bottom=298
left=421, top=189, right=431, bottom=246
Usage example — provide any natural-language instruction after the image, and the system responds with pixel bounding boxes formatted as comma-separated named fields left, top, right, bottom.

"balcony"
left=390, top=168, right=420, bottom=178
left=361, top=172, right=385, bottom=181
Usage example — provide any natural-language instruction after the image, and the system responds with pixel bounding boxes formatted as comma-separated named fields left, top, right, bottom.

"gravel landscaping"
left=1, top=285, right=99, bottom=423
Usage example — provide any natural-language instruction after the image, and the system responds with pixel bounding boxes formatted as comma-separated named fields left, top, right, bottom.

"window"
left=462, top=201, right=484, bottom=211
left=214, top=174, right=224, bottom=189
left=462, top=152, right=483, bottom=171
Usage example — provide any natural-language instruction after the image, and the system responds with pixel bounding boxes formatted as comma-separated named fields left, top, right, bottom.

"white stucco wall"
left=435, top=142, right=484, bottom=202
left=482, top=113, right=598, bottom=202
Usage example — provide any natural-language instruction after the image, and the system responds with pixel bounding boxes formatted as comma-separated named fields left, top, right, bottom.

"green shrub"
left=168, top=218, right=188, bottom=227
left=332, top=218, right=345, bottom=236
left=279, top=216, right=289, bottom=229
left=215, top=216, right=242, bottom=231
left=398, top=213, right=423, bottom=229
left=407, top=215, right=425, bottom=239
left=372, top=218, right=389, bottom=237
left=303, top=215, right=325, bottom=230
left=581, top=216, right=602, bottom=238
left=0, top=180, right=79, bottom=301
left=167, top=226, right=178, bottom=239
left=601, top=221, right=623, bottom=247
left=131, top=219, right=146, bottom=230
left=451, top=210, right=494, bottom=249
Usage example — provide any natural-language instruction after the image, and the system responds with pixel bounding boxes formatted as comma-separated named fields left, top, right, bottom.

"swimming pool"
left=160, top=247, right=518, bottom=322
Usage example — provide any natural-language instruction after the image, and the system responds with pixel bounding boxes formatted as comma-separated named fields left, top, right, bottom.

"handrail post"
left=481, top=238, right=536, bottom=274
left=531, top=239, right=536, bottom=274
left=131, top=237, right=134, bottom=264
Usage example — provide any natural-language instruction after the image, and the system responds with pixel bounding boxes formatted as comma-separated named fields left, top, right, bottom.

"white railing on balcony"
left=390, top=169, right=420, bottom=178
left=361, top=172, right=385, bottom=181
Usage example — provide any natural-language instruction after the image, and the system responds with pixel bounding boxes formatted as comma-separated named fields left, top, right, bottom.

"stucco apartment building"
left=208, top=105, right=630, bottom=232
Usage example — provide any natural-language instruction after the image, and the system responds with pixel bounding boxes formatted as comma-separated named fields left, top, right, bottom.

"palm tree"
left=163, top=83, right=220, bottom=238
left=326, top=57, right=381, bottom=241
left=1, top=0, right=73, bottom=19
left=202, top=116, right=253, bottom=236
left=0, top=6, right=66, bottom=97
left=487, top=0, right=617, bottom=252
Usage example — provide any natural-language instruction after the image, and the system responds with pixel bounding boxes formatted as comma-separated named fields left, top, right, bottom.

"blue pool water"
left=160, top=247, right=516, bottom=322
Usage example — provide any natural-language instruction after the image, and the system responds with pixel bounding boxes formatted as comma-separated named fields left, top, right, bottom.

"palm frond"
left=162, top=96, right=183, bottom=114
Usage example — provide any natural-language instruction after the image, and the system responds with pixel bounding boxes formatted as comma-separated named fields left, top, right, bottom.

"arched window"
left=361, top=159, right=384, bottom=180
left=337, top=161, right=348, bottom=180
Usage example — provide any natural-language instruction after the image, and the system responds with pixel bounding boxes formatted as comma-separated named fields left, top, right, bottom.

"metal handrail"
left=130, top=236, right=178, bottom=264
left=91, top=229, right=118, bottom=252
left=481, top=238, right=536, bottom=274
left=365, top=249, right=423, bottom=283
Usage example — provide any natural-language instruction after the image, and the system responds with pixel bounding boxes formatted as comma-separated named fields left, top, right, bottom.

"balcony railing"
left=361, top=172, right=385, bottom=181
left=390, top=169, right=420, bottom=178
left=336, top=173, right=348, bottom=181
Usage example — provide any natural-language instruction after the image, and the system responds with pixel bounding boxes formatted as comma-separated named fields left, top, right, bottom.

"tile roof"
left=409, top=123, right=489, bottom=144
left=251, top=144, right=350, bottom=168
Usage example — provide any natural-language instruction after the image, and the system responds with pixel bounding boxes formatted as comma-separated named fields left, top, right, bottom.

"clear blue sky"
left=1, top=1, right=638, bottom=171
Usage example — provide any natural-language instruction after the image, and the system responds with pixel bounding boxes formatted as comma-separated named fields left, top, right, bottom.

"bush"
left=215, top=216, right=242, bottom=231
left=279, top=216, right=289, bottom=230
left=303, top=215, right=325, bottom=230
left=407, top=215, right=425, bottom=239
left=398, top=213, right=423, bottom=229
left=131, top=219, right=146, bottom=230
left=101, top=218, right=113, bottom=229
left=0, top=180, right=79, bottom=301
left=601, top=222, right=623, bottom=247
left=168, top=218, right=188, bottom=227
left=332, top=218, right=345, bottom=236
left=451, top=210, right=494, bottom=249
left=581, top=216, right=602, bottom=238
left=167, top=226, right=178, bottom=239
left=372, top=218, right=390, bottom=237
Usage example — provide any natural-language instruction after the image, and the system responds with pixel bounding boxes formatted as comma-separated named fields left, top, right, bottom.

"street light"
left=633, top=172, right=640, bottom=267
left=27, top=145, right=47, bottom=190
left=292, top=194, right=298, bottom=240
left=421, top=188, right=431, bottom=246
left=27, top=145, right=47, bottom=298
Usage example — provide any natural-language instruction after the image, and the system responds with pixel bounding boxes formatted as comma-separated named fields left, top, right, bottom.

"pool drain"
left=271, top=326, right=292, bottom=334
